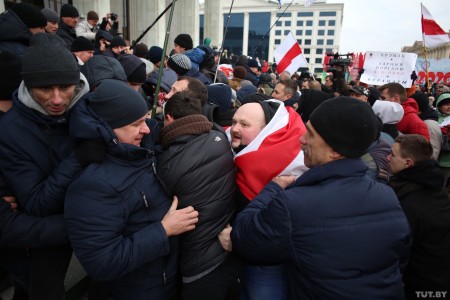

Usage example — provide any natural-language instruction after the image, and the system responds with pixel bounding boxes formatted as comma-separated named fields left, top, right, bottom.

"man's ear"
left=165, top=114, right=175, bottom=125
left=405, top=157, right=415, bottom=168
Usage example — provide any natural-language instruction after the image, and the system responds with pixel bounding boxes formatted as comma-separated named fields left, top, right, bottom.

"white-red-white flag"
left=421, top=3, right=450, bottom=48
left=226, top=100, right=308, bottom=200
left=274, top=31, right=308, bottom=75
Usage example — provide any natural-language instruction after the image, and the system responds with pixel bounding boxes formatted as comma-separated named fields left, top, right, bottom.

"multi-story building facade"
left=200, top=0, right=344, bottom=74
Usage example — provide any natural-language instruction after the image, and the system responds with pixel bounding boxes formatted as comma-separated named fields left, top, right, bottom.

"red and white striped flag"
left=421, top=3, right=450, bottom=48
left=227, top=100, right=308, bottom=200
left=274, top=31, right=308, bottom=75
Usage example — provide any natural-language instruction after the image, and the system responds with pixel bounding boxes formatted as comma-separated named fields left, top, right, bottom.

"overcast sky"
left=326, top=0, right=450, bottom=53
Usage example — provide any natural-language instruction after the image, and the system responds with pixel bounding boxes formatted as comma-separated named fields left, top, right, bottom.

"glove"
left=75, top=139, right=106, bottom=166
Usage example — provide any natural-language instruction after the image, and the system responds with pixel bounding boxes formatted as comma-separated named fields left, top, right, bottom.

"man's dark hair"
left=164, top=91, right=202, bottom=119
left=177, top=76, right=208, bottom=105
left=379, top=82, right=407, bottom=103
left=394, top=134, right=432, bottom=162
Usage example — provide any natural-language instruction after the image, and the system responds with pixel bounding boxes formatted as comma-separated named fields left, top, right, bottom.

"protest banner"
left=360, top=51, right=417, bottom=87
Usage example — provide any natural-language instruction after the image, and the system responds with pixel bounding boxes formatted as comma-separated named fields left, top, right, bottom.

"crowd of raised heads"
left=0, top=3, right=450, bottom=300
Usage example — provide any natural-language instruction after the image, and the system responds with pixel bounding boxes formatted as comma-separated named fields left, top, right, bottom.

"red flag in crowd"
left=274, top=31, right=308, bottom=75
left=421, top=3, right=450, bottom=48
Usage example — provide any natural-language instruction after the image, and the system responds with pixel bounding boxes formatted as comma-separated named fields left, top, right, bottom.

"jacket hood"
left=401, top=98, right=419, bottom=115
left=393, top=159, right=445, bottom=190
left=184, top=47, right=205, bottom=72
left=0, top=10, right=32, bottom=45
left=17, top=72, right=89, bottom=116
left=80, top=55, right=127, bottom=90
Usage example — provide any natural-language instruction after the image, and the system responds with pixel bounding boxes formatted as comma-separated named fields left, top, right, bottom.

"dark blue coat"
left=0, top=10, right=32, bottom=56
left=64, top=96, right=178, bottom=299
left=0, top=89, right=83, bottom=218
left=232, top=158, right=411, bottom=300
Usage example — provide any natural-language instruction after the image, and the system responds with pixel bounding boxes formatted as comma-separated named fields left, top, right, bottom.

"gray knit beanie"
left=22, top=33, right=80, bottom=88
left=167, top=53, right=191, bottom=76
left=89, top=79, right=148, bottom=129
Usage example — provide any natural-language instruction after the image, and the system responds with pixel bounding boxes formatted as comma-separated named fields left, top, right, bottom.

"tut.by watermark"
left=415, top=291, right=448, bottom=298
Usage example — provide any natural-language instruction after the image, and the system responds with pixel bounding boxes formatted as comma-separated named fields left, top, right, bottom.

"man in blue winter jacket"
left=220, top=97, right=411, bottom=300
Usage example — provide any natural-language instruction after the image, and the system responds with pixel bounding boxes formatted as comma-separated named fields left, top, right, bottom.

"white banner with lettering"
left=360, top=51, right=418, bottom=87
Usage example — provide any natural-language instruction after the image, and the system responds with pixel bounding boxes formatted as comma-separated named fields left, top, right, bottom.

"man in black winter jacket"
left=157, top=92, right=242, bottom=300
left=388, top=134, right=450, bottom=299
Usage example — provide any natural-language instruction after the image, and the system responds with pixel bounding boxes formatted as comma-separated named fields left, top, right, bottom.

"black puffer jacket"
left=56, top=21, right=76, bottom=50
left=389, top=160, right=450, bottom=295
left=156, top=115, right=236, bottom=277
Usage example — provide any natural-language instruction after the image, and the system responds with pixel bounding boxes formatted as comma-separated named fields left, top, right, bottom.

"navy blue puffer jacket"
left=65, top=95, right=178, bottom=299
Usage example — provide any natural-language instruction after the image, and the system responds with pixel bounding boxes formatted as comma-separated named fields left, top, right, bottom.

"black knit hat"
left=117, top=54, right=146, bottom=84
left=147, top=46, right=163, bottom=64
left=89, top=79, right=148, bottom=129
left=10, top=3, right=47, bottom=28
left=71, top=36, right=94, bottom=52
left=247, top=59, right=258, bottom=68
left=40, top=8, right=59, bottom=23
left=207, top=83, right=232, bottom=112
left=22, top=33, right=80, bottom=88
left=60, top=4, right=79, bottom=18
left=309, top=97, right=378, bottom=158
left=0, top=51, right=22, bottom=100
left=174, top=33, right=193, bottom=50
left=110, top=36, right=127, bottom=48
left=167, top=53, right=191, bottom=76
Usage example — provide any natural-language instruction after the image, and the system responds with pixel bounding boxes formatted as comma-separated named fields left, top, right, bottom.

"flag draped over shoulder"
left=274, top=31, right=308, bottom=75
left=228, top=100, right=308, bottom=200
left=421, top=3, right=450, bottom=48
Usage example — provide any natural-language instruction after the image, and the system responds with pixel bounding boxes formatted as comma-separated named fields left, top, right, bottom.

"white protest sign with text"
left=360, top=51, right=417, bottom=87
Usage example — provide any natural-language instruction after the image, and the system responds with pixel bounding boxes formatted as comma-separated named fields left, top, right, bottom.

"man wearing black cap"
left=0, top=32, right=90, bottom=300
left=71, top=36, right=94, bottom=65
left=56, top=3, right=79, bottom=50
left=224, top=97, right=411, bottom=300
left=174, top=33, right=193, bottom=54
left=0, top=3, right=47, bottom=56
left=64, top=79, right=198, bottom=299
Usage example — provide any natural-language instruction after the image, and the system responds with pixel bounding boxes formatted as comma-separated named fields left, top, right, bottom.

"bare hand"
left=218, top=224, right=232, bottom=252
left=3, top=196, right=17, bottom=210
left=161, top=196, right=198, bottom=236
left=272, top=175, right=296, bottom=189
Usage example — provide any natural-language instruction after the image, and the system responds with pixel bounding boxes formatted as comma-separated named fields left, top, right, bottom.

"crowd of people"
left=0, top=2, right=449, bottom=300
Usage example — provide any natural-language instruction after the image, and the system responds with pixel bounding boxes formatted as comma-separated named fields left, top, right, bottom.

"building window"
left=315, top=58, right=322, bottom=64
left=296, top=30, right=303, bottom=35
left=328, top=30, right=335, bottom=35
left=276, top=21, right=282, bottom=26
left=224, top=13, right=244, bottom=57
left=306, top=20, right=313, bottom=26
left=305, top=30, right=312, bottom=36
left=328, top=20, right=336, bottom=26
left=306, top=58, right=310, bottom=63
left=326, top=39, right=333, bottom=45
left=297, top=20, right=303, bottom=26
left=249, top=12, right=271, bottom=60
left=316, top=49, right=323, bottom=54
left=318, top=29, right=325, bottom=36
left=275, top=30, right=281, bottom=35
left=317, top=39, right=324, bottom=45
left=319, top=20, right=326, bottom=26
left=284, top=30, right=290, bottom=35
left=298, top=12, right=313, bottom=17
left=275, top=39, right=281, bottom=45
left=297, top=39, right=302, bottom=44
left=326, top=48, right=333, bottom=53
left=305, top=39, right=311, bottom=45
left=276, top=12, right=291, bottom=17
left=319, top=11, right=337, bottom=17
left=285, top=21, right=291, bottom=26
left=304, top=48, right=311, bottom=54
left=315, top=67, right=324, bottom=73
